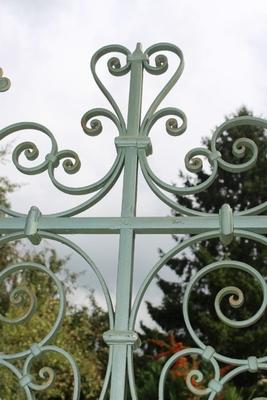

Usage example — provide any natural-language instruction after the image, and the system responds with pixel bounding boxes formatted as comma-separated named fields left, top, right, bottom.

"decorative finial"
left=128, top=42, right=147, bottom=62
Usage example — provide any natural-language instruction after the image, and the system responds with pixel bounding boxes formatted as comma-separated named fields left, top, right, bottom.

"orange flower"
left=220, top=364, right=233, bottom=376
left=146, top=333, right=208, bottom=396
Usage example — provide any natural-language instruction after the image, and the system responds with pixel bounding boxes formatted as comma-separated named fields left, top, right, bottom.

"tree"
left=0, top=150, right=109, bottom=399
left=142, top=107, right=267, bottom=398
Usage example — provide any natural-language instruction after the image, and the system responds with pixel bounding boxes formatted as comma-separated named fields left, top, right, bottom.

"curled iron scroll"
left=2, top=44, right=267, bottom=217
left=4, top=43, right=133, bottom=219
left=0, top=260, right=66, bottom=360
left=0, top=254, right=80, bottom=396
left=129, top=230, right=267, bottom=398
left=139, top=114, right=267, bottom=216
left=0, top=231, right=115, bottom=398
left=0, top=117, right=125, bottom=217
left=133, top=43, right=267, bottom=216
left=0, top=45, right=132, bottom=217
left=138, top=42, right=267, bottom=215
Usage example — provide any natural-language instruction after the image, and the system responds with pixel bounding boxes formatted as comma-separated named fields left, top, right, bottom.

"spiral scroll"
left=140, top=102, right=267, bottom=213
left=0, top=118, right=124, bottom=217
left=0, top=258, right=80, bottom=398
left=181, top=255, right=267, bottom=397
left=128, top=230, right=267, bottom=398
left=0, top=228, right=116, bottom=398
left=133, top=43, right=267, bottom=216
left=1, top=44, right=267, bottom=217
left=141, top=42, right=185, bottom=132
left=139, top=114, right=267, bottom=216
left=0, top=261, right=66, bottom=358
left=22, top=345, right=80, bottom=397
left=0, top=45, right=134, bottom=217
left=86, top=44, right=131, bottom=135
left=183, top=260, right=267, bottom=337
left=159, top=348, right=221, bottom=399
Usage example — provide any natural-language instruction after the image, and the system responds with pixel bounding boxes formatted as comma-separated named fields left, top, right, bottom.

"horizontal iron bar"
left=0, top=216, right=267, bottom=234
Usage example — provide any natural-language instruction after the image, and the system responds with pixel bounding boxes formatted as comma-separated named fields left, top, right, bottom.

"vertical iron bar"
left=110, top=43, right=145, bottom=400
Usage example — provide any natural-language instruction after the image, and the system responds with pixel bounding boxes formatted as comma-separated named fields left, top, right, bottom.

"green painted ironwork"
left=1, top=42, right=267, bottom=399
left=0, top=67, right=10, bottom=92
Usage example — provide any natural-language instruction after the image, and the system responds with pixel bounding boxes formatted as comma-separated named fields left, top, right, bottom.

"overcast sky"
left=1, top=0, right=267, bottom=328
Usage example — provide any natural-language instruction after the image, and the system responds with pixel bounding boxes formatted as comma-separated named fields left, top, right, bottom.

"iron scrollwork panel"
left=0, top=229, right=117, bottom=399
left=129, top=230, right=267, bottom=399
left=2, top=41, right=267, bottom=399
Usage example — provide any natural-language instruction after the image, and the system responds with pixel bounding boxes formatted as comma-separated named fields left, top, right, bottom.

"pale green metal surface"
left=1, top=42, right=267, bottom=399
left=0, top=67, right=10, bottom=92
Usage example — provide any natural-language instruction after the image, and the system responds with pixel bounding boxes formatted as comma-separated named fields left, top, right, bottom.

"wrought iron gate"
left=1, top=42, right=267, bottom=399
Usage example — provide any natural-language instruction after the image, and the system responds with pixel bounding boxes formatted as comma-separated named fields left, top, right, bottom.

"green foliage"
left=142, top=107, right=267, bottom=398
left=0, top=258, right=109, bottom=399
left=0, top=149, right=109, bottom=399
left=134, top=358, right=190, bottom=400
left=219, top=385, right=244, bottom=400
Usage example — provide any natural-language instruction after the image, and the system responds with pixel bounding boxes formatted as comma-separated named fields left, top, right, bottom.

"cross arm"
left=0, top=215, right=267, bottom=235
